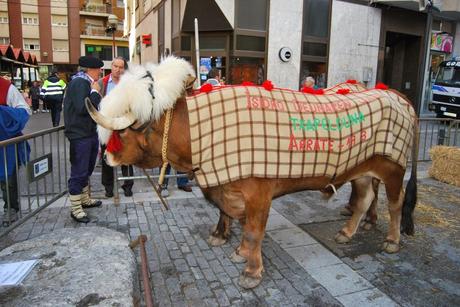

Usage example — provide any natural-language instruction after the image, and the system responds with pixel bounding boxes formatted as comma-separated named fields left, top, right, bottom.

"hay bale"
left=429, top=146, right=460, bottom=187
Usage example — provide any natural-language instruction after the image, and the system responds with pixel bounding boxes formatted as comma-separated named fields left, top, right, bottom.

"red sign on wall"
left=142, top=34, right=152, bottom=46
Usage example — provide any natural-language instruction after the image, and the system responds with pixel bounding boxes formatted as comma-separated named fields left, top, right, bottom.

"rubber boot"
left=81, top=185, right=102, bottom=208
left=70, top=194, right=90, bottom=223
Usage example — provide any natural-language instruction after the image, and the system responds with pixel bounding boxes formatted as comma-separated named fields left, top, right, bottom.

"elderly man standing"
left=64, top=56, right=104, bottom=223
left=98, top=57, right=134, bottom=198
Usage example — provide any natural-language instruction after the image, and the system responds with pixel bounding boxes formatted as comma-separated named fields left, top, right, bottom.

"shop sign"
left=431, top=32, right=453, bottom=53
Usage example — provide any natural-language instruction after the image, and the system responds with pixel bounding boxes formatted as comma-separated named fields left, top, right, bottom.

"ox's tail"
left=400, top=121, right=419, bottom=236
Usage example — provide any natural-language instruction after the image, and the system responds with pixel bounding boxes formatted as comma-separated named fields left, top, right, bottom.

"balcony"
left=80, top=2, right=110, bottom=17
left=82, top=25, right=110, bottom=37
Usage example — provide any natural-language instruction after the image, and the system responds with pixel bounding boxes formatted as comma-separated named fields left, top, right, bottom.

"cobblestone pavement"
left=1, top=165, right=459, bottom=306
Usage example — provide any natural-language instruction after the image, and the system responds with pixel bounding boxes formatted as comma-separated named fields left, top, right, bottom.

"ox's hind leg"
left=361, top=178, right=380, bottom=230
left=382, top=176, right=404, bottom=253
left=335, top=177, right=375, bottom=244
left=208, top=210, right=232, bottom=246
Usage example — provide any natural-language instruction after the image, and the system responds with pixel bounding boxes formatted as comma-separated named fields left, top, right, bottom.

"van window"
left=435, top=66, right=460, bottom=87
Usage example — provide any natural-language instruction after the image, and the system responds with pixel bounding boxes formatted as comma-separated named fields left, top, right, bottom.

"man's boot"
left=81, top=185, right=102, bottom=208
left=70, top=194, right=90, bottom=223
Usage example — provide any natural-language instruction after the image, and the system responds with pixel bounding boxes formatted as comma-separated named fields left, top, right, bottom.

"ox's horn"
left=85, top=98, right=136, bottom=130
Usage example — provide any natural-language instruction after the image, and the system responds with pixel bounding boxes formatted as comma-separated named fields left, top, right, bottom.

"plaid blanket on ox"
left=186, top=85, right=417, bottom=188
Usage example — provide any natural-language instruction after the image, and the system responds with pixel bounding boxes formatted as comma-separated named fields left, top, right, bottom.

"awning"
left=371, top=0, right=460, bottom=20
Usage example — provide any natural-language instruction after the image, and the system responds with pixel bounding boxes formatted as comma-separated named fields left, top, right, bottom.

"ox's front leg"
left=234, top=183, right=272, bottom=289
left=208, top=210, right=232, bottom=246
left=335, top=177, right=374, bottom=244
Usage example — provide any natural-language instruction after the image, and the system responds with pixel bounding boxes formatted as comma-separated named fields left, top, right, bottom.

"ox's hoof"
left=334, top=230, right=351, bottom=244
left=360, top=221, right=375, bottom=231
left=239, top=273, right=262, bottom=289
left=207, top=235, right=227, bottom=246
left=230, top=250, right=247, bottom=263
left=382, top=240, right=400, bottom=253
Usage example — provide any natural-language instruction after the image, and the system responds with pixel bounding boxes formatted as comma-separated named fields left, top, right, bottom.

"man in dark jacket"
left=41, top=70, right=66, bottom=126
left=63, top=56, right=103, bottom=223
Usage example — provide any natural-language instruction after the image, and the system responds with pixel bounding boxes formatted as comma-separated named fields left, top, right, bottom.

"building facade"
left=79, top=0, right=129, bottom=73
left=0, top=0, right=128, bottom=80
left=126, top=0, right=460, bottom=115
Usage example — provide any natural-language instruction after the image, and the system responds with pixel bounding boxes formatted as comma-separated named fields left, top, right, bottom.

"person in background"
left=63, top=56, right=104, bottom=223
left=41, top=70, right=66, bottom=126
left=98, top=57, right=134, bottom=198
left=205, top=68, right=221, bottom=86
left=29, top=81, right=41, bottom=114
left=0, top=75, right=31, bottom=225
left=302, top=76, right=319, bottom=89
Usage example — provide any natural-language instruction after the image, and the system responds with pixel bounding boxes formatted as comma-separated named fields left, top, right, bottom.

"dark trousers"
left=161, top=164, right=188, bottom=188
left=101, top=145, right=133, bottom=192
left=50, top=102, right=62, bottom=127
left=1, top=170, right=18, bottom=212
left=68, top=135, right=99, bottom=195
left=32, top=99, right=39, bottom=111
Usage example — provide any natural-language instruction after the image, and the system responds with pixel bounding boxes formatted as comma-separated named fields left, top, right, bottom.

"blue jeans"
left=160, top=164, right=188, bottom=188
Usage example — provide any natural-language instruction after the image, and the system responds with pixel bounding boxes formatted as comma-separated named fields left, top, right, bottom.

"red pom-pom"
left=346, top=79, right=357, bottom=84
left=200, top=83, right=213, bottom=93
left=106, top=131, right=123, bottom=153
left=301, top=87, right=324, bottom=95
left=262, top=80, right=274, bottom=91
left=336, top=88, right=350, bottom=95
left=314, top=88, right=324, bottom=95
left=242, top=81, right=255, bottom=86
left=375, top=82, right=389, bottom=90
left=301, top=86, right=315, bottom=94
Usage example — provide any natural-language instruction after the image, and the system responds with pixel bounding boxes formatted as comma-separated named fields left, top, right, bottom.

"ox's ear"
left=184, top=74, right=196, bottom=90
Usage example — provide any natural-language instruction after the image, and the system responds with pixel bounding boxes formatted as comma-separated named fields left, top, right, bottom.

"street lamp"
left=106, top=14, right=118, bottom=59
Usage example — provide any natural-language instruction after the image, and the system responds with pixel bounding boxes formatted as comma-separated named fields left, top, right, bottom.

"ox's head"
left=86, top=56, right=195, bottom=168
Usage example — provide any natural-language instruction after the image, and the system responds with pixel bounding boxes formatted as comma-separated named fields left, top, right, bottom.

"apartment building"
left=0, top=0, right=128, bottom=80
left=79, top=0, right=129, bottom=72
left=126, top=0, right=460, bottom=116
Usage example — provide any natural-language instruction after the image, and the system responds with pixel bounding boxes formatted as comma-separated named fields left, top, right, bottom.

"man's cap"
left=78, top=56, right=104, bottom=68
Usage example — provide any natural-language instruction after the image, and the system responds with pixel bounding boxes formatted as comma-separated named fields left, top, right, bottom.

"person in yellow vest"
left=40, top=70, right=66, bottom=127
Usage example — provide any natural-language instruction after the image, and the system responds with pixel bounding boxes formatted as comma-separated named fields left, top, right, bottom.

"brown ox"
left=86, top=57, right=418, bottom=289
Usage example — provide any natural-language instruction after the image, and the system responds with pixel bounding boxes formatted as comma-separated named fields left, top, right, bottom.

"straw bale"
left=429, top=146, right=460, bottom=187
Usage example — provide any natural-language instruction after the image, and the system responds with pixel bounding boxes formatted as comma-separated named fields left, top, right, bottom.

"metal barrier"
left=418, top=118, right=460, bottom=161
left=0, top=126, right=69, bottom=237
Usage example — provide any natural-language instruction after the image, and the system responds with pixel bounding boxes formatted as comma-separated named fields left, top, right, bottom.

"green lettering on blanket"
left=289, top=112, right=365, bottom=132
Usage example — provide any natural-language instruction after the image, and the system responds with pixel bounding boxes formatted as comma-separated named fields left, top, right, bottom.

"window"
left=117, top=0, right=124, bottom=7
left=24, top=39, right=40, bottom=51
left=236, top=35, right=265, bottom=52
left=22, top=14, right=39, bottom=25
left=236, top=0, right=267, bottom=31
left=0, top=37, right=9, bottom=44
left=53, top=39, right=68, bottom=51
left=0, top=16, right=8, bottom=24
left=301, top=0, right=331, bottom=88
left=52, top=15, right=67, bottom=26
left=172, top=0, right=180, bottom=35
left=117, top=46, right=129, bottom=60
left=303, top=0, right=330, bottom=38
left=86, top=45, right=112, bottom=61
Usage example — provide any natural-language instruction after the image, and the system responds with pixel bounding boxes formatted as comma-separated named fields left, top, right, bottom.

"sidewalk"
left=1, top=166, right=458, bottom=306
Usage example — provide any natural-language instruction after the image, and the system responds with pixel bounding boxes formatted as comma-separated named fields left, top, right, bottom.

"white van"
left=429, top=58, right=460, bottom=118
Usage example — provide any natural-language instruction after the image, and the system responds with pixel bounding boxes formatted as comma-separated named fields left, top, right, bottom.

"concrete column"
left=266, top=0, right=303, bottom=90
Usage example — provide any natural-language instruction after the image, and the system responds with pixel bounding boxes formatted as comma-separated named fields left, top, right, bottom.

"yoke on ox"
left=86, top=57, right=418, bottom=289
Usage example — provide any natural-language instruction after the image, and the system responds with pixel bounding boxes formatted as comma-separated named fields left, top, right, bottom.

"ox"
left=86, top=57, right=418, bottom=289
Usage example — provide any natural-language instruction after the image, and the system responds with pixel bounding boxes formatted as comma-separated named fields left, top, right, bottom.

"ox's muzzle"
left=85, top=98, right=137, bottom=131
